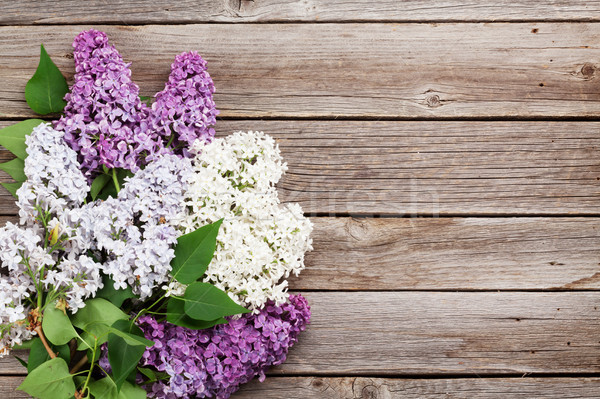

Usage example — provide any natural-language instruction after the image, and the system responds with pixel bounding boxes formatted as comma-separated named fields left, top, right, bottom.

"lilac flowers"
left=0, top=29, right=312, bottom=399
left=138, top=295, right=311, bottom=399
left=54, top=30, right=156, bottom=177
left=149, top=51, right=219, bottom=156
left=54, top=30, right=218, bottom=178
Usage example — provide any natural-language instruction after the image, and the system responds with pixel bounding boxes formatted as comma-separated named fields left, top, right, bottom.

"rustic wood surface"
left=1, top=292, right=599, bottom=375
left=2, top=1, right=600, bottom=24
left=1, top=24, right=600, bottom=119
left=0, top=1, right=599, bottom=398
left=3, top=376, right=600, bottom=398
left=238, top=377, right=600, bottom=398
left=1, top=120, right=599, bottom=215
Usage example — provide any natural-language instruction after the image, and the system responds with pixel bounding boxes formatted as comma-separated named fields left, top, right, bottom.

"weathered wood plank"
left=2, top=1, right=600, bottom=24
left=273, top=292, right=600, bottom=375
left=2, top=376, right=600, bottom=398
left=237, top=377, right=600, bottom=398
left=0, top=215, right=596, bottom=290
left=1, top=120, right=598, bottom=215
left=1, top=292, right=598, bottom=374
left=0, top=24, right=599, bottom=119
left=297, top=217, right=600, bottom=290
left=277, top=292, right=600, bottom=375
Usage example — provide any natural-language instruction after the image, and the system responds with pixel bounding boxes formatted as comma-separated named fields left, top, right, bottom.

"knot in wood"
left=426, top=94, right=441, bottom=108
left=361, top=385, right=379, bottom=399
left=581, top=62, right=596, bottom=79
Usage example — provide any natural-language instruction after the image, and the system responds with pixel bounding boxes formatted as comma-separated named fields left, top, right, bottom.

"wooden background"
left=1, top=1, right=600, bottom=397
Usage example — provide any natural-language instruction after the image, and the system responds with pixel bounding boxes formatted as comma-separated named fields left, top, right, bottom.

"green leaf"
left=116, top=168, right=134, bottom=184
left=95, top=275, right=135, bottom=308
left=27, top=338, right=51, bottom=373
left=90, top=378, right=146, bottom=399
left=108, top=320, right=151, bottom=391
left=55, top=344, right=71, bottom=365
left=96, top=168, right=133, bottom=200
left=0, top=119, right=44, bottom=159
left=137, top=367, right=156, bottom=381
left=139, top=95, right=153, bottom=106
left=182, top=282, right=250, bottom=321
left=76, top=331, right=96, bottom=351
left=90, top=174, right=111, bottom=201
left=70, top=298, right=128, bottom=340
left=1, top=181, right=22, bottom=198
left=88, top=377, right=115, bottom=399
left=25, top=44, right=69, bottom=115
left=108, top=334, right=146, bottom=391
left=17, top=357, right=75, bottom=399
left=118, top=381, right=147, bottom=399
left=96, top=181, right=117, bottom=201
left=108, top=320, right=153, bottom=348
left=138, top=368, right=169, bottom=383
left=171, top=219, right=223, bottom=284
left=12, top=338, right=35, bottom=350
left=166, top=296, right=227, bottom=329
left=0, top=158, right=26, bottom=182
left=27, top=339, right=70, bottom=373
left=42, top=302, right=78, bottom=346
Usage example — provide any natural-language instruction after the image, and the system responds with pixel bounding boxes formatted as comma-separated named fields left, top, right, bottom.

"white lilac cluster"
left=92, top=155, right=194, bottom=298
left=0, top=224, right=40, bottom=356
left=173, top=131, right=313, bottom=311
left=0, top=124, right=101, bottom=355
left=16, top=124, right=102, bottom=313
left=17, top=124, right=88, bottom=224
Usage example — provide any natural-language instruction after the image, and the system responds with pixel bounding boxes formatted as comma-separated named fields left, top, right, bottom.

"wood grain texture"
left=275, top=292, right=600, bottom=375
left=1, top=120, right=598, bottom=215
left=2, top=1, right=600, bottom=24
left=0, top=24, right=600, bottom=119
left=297, top=217, right=600, bottom=290
left=0, top=215, right=596, bottom=291
left=237, top=377, right=600, bottom=398
left=2, top=376, right=600, bottom=398
left=1, top=292, right=599, bottom=375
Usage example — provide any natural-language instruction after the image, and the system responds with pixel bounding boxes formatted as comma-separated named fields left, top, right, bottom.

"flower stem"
left=69, top=354, right=88, bottom=374
left=112, top=169, right=120, bottom=193
left=132, top=294, right=166, bottom=325
left=166, top=134, right=175, bottom=148
left=34, top=326, right=56, bottom=359
left=81, top=341, right=97, bottom=396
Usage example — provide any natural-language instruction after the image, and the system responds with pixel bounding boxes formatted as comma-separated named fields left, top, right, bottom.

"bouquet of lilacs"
left=0, top=30, right=312, bottom=399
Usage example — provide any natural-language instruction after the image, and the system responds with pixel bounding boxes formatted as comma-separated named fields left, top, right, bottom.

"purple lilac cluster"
left=149, top=51, right=219, bottom=157
left=54, top=29, right=159, bottom=178
left=137, top=295, right=311, bottom=399
left=54, top=30, right=218, bottom=178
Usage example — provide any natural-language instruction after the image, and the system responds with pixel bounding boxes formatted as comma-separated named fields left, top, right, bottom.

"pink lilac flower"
left=54, top=30, right=218, bottom=178
left=54, top=29, right=160, bottom=179
left=149, top=51, right=219, bottom=157
left=137, top=295, right=310, bottom=399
